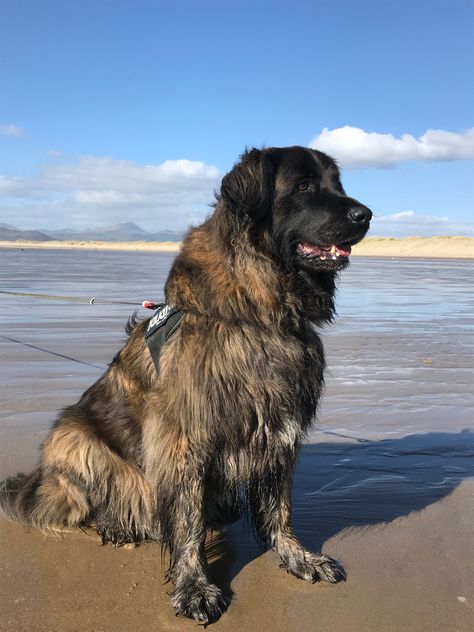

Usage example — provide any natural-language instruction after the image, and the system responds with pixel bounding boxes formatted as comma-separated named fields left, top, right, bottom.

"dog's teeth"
left=331, top=255, right=337, bottom=260
left=330, top=245, right=337, bottom=254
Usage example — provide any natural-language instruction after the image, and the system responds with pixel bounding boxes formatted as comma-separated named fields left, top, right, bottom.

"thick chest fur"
left=154, top=316, right=326, bottom=457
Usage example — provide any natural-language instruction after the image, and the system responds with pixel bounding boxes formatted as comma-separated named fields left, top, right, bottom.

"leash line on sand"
left=0, top=290, right=139, bottom=306
left=0, top=292, right=161, bottom=370
left=0, top=334, right=106, bottom=370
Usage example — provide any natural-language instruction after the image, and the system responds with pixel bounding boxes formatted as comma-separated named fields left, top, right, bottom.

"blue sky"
left=0, top=0, right=473, bottom=235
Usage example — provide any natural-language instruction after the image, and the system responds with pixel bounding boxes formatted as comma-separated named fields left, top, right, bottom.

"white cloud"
left=309, top=126, right=474, bottom=168
left=46, top=149, right=62, bottom=157
left=378, top=210, right=451, bottom=225
left=381, top=210, right=415, bottom=221
left=372, top=210, right=474, bottom=237
left=0, top=124, right=25, bottom=138
left=0, top=155, right=222, bottom=231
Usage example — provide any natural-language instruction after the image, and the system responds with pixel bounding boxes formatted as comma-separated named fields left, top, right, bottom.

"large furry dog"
left=1, top=146, right=371, bottom=623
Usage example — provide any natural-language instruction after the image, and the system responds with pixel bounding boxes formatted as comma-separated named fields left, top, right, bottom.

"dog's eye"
left=298, top=181, right=310, bottom=192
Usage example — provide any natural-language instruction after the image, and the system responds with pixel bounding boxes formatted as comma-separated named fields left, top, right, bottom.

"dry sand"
left=352, top=236, right=474, bottom=258
left=0, top=236, right=473, bottom=258
left=0, top=240, right=181, bottom=252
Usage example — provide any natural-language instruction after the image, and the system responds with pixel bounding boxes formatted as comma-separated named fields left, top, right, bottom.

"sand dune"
left=0, top=236, right=473, bottom=258
left=352, top=236, right=474, bottom=258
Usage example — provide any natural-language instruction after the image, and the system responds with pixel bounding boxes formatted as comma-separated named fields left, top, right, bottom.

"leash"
left=0, top=293, right=162, bottom=369
left=0, top=334, right=106, bottom=370
left=0, top=289, right=154, bottom=307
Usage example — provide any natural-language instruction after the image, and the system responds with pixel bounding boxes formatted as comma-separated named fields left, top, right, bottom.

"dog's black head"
left=220, top=146, right=372, bottom=273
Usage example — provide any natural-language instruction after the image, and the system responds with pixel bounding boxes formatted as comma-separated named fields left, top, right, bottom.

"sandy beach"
left=1, top=480, right=473, bottom=632
left=0, top=249, right=473, bottom=631
left=0, top=235, right=473, bottom=258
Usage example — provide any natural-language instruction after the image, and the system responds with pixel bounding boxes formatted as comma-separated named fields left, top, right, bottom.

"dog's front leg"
left=166, top=462, right=229, bottom=623
left=254, top=467, right=346, bottom=584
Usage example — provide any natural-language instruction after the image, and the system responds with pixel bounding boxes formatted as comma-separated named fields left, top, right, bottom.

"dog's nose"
left=348, top=206, right=372, bottom=223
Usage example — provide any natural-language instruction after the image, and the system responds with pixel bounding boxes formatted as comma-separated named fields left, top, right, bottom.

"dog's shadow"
left=206, top=429, right=474, bottom=598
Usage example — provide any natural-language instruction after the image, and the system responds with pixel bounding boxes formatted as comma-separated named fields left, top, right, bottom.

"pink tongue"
left=335, top=245, right=352, bottom=256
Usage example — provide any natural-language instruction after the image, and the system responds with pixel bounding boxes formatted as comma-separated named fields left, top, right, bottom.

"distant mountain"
left=0, top=227, right=53, bottom=242
left=48, top=221, right=148, bottom=241
left=0, top=222, right=184, bottom=242
left=47, top=222, right=183, bottom=242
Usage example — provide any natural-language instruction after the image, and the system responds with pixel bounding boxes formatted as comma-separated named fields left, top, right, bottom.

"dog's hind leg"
left=1, top=416, right=154, bottom=541
left=0, top=427, right=91, bottom=531
left=251, top=463, right=346, bottom=584
left=0, top=464, right=90, bottom=530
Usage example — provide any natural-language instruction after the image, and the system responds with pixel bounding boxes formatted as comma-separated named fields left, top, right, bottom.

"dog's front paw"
left=281, top=552, right=346, bottom=584
left=171, top=579, right=229, bottom=624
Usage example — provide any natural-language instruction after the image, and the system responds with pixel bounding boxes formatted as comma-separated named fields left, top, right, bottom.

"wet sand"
left=0, top=235, right=473, bottom=258
left=1, top=249, right=473, bottom=631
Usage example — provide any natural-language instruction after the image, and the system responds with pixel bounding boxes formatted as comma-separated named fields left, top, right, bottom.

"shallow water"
left=0, top=248, right=473, bottom=557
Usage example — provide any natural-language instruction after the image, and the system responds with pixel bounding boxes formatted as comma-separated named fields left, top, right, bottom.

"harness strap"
left=144, top=303, right=183, bottom=374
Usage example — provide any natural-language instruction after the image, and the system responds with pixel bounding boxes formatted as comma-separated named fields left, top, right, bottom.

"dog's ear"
left=220, top=148, right=275, bottom=220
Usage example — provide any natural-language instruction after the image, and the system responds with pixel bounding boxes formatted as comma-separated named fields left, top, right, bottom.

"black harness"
left=144, top=303, right=183, bottom=373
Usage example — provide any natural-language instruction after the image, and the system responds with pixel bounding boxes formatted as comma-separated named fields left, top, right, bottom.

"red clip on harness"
left=142, top=300, right=160, bottom=310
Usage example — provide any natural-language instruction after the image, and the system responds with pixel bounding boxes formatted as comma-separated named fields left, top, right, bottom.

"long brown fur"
left=0, top=146, right=371, bottom=623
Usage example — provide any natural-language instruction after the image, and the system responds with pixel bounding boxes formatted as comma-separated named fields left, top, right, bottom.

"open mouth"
left=296, top=241, right=352, bottom=261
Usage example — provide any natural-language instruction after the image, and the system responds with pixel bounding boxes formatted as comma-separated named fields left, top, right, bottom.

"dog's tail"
left=0, top=468, right=43, bottom=526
